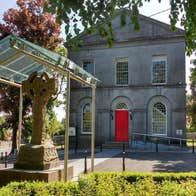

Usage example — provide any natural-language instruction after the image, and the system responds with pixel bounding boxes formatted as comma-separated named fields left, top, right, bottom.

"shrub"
left=0, top=172, right=196, bottom=196
left=78, top=172, right=196, bottom=196
left=0, top=181, right=79, bottom=196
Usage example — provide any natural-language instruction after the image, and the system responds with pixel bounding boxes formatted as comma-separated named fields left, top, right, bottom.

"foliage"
left=0, top=0, right=62, bottom=50
left=0, top=117, right=12, bottom=141
left=78, top=172, right=196, bottom=195
left=22, top=116, right=32, bottom=143
left=0, top=181, right=79, bottom=196
left=0, top=128, right=12, bottom=141
left=0, top=172, right=196, bottom=196
left=0, top=116, right=7, bottom=140
left=0, top=0, right=62, bottom=152
left=55, top=45, right=68, bottom=57
left=45, top=111, right=63, bottom=137
left=0, top=84, right=31, bottom=152
left=187, top=61, right=196, bottom=132
left=45, top=0, right=196, bottom=55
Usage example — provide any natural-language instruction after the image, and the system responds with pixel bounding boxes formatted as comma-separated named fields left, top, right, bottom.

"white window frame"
left=151, top=55, right=167, bottom=85
left=81, top=103, right=92, bottom=134
left=151, top=102, right=167, bottom=136
left=115, top=58, right=129, bottom=86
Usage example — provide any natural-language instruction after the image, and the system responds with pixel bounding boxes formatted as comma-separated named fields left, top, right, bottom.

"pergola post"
left=17, top=86, right=23, bottom=151
left=64, top=71, right=70, bottom=181
left=91, top=86, right=96, bottom=172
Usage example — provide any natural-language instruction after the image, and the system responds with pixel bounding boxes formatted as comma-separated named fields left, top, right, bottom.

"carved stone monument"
left=14, top=72, right=59, bottom=170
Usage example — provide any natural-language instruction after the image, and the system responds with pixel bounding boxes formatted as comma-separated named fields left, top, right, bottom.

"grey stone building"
left=68, top=13, right=186, bottom=146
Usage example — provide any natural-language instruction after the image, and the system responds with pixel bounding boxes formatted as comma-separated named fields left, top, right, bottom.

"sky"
left=0, top=1, right=194, bottom=99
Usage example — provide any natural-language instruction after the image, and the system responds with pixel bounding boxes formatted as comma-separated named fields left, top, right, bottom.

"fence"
left=130, top=132, right=195, bottom=153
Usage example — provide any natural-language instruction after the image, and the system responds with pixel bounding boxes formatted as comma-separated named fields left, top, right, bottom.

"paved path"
left=0, top=148, right=121, bottom=177
left=93, top=151, right=196, bottom=172
left=66, top=149, right=121, bottom=181
left=1, top=148, right=195, bottom=181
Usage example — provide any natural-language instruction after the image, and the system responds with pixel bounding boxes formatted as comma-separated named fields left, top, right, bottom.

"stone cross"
left=22, top=72, right=57, bottom=145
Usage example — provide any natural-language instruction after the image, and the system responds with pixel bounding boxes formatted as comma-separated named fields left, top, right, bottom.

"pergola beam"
left=91, top=86, right=96, bottom=172
left=17, top=87, right=23, bottom=151
left=11, top=46, right=96, bottom=88
left=0, top=77, right=21, bottom=88
left=64, top=71, right=70, bottom=181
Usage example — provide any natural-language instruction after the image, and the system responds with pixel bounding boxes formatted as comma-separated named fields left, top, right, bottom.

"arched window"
left=116, top=102, right=128, bottom=110
left=82, top=103, right=91, bottom=133
left=152, top=102, right=167, bottom=135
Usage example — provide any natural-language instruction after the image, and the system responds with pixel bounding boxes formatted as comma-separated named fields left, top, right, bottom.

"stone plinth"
left=0, top=166, right=73, bottom=187
left=14, top=144, right=59, bottom=170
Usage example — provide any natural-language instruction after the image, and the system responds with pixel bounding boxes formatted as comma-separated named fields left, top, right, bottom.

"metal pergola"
left=0, top=35, right=99, bottom=181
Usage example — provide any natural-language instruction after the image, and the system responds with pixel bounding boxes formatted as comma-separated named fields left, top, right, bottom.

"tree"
left=45, top=0, right=196, bottom=55
left=0, top=0, right=62, bottom=50
left=45, top=113, right=63, bottom=137
left=0, top=84, right=31, bottom=150
left=0, top=0, right=62, bottom=153
left=187, top=61, right=196, bottom=132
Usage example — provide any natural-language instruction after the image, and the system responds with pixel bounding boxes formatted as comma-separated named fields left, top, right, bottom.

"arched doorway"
left=115, top=102, right=129, bottom=142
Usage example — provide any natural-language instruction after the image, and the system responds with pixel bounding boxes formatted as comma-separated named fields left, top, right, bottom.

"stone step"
left=102, top=142, right=129, bottom=149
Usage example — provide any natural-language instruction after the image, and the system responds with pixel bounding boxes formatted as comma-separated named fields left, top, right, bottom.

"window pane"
left=152, top=60, right=166, bottom=83
left=82, top=103, right=91, bottom=133
left=116, top=102, right=128, bottom=109
left=83, top=61, right=94, bottom=75
left=116, top=61, right=128, bottom=85
left=152, top=102, right=167, bottom=135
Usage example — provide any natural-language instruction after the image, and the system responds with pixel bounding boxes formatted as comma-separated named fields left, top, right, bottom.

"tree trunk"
left=10, top=124, right=18, bottom=154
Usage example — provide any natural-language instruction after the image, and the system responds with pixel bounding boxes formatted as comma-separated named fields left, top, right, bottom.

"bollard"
left=100, top=144, right=102, bottom=152
left=155, top=140, right=158, bottom=152
left=122, top=151, right=125, bottom=171
left=74, top=146, right=77, bottom=154
left=4, top=152, right=8, bottom=168
left=192, top=140, right=195, bottom=154
left=122, top=143, right=125, bottom=152
left=84, top=150, right=87, bottom=174
left=1, top=152, right=3, bottom=160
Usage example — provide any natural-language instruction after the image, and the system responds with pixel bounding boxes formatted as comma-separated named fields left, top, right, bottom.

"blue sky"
left=0, top=0, right=193, bottom=94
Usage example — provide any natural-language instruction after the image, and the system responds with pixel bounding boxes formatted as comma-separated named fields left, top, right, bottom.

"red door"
left=115, top=110, right=129, bottom=142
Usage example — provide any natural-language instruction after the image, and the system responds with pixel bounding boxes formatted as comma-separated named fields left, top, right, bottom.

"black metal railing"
left=130, top=132, right=195, bottom=153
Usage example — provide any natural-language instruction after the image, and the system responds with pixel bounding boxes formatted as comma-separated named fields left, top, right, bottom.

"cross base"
left=14, top=144, right=59, bottom=170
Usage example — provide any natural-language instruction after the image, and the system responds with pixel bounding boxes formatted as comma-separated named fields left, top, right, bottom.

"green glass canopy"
left=0, top=35, right=99, bottom=87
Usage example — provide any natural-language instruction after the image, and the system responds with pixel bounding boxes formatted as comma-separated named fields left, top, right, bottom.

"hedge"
left=0, top=181, right=79, bottom=196
left=0, top=172, right=196, bottom=196
left=78, top=172, right=196, bottom=196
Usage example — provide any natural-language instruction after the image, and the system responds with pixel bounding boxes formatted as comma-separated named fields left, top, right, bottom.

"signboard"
left=69, top=127, right=76, bottom=136
left=176, top=129, right=183, bottom=135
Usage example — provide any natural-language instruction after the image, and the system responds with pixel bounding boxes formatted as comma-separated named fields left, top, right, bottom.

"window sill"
left=81, top=132, right=92, bottom=135
left=152, top=83, right=166, bottom=85
left=115, top=84, right=129, bottom=87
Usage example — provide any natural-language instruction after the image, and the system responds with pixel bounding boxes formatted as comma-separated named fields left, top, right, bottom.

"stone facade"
left=68, top=13, right=186, bottom=146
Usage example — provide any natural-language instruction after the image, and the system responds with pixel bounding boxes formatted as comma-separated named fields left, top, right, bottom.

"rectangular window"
left=152, top=56, right=167, bottom=84
left=116, top=59, right=128, bottom=85
left=83, top=61, right=94, bottom=75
